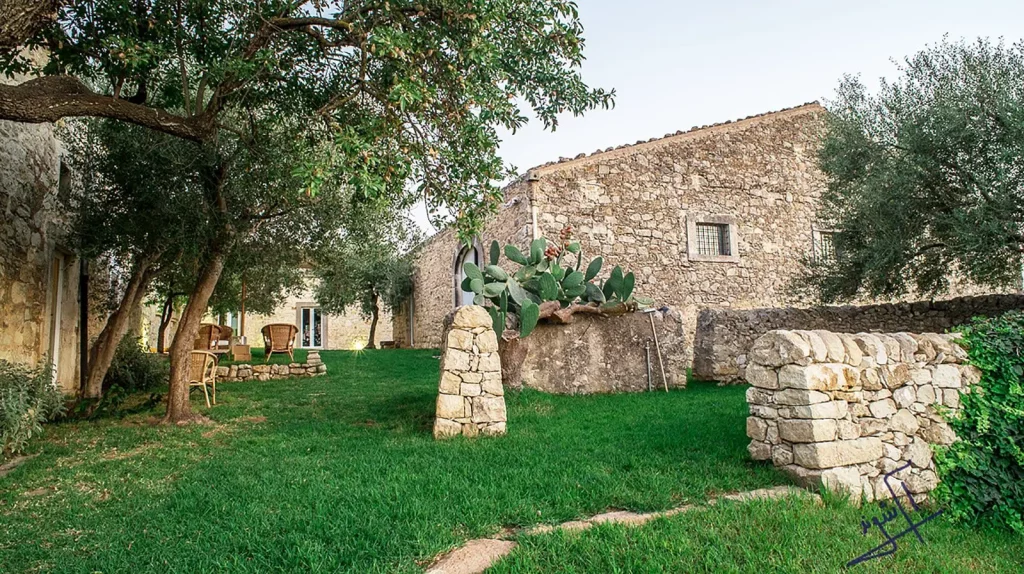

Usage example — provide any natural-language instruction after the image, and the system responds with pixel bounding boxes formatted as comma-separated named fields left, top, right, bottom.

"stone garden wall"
left=745, top=329, right=978, bottom=501
left=695, top=293, right=1023, bottom=382
left=521, top=308, right=688, bottom=394
left=216, top=350, right=327, bottom=382
left=433, top=306, right=507, bottom=439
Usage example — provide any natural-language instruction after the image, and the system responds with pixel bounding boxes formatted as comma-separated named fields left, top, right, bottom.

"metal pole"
left=78, top=257, right=89, bottom=394
left=648, top=311, right=668, bottom=392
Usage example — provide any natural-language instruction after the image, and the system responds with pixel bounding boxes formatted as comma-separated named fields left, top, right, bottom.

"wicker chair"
left=262, top=323, right=298, bottom=362
left=188, top=351, right=218, bottom=408
left=194, top=324, right=233, bottom=356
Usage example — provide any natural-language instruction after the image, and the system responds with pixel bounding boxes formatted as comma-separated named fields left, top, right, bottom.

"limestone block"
left=772, top=444, right=794, bottom=466
left=889, top=409, right=920, bottom=435
left=868, top=399, right=897, bottom=419
left=461, top=423, right=480, bottom=438
left=477, top=352, right=501, bottom=373
left=793, top=437, right=884, bottom=469
left=876, top=335, right=902, bottom=366
left=461, top=383, right=482, bottom=397
left=942, top=388, right=961, bottom=409
left=812, top=330, right=847, bottom=363
left=859, top=418, right=888, bottom=436
left=447, top=329, right=475, bottom=351
left=461, top=372, right=482, bottom=383
left=906, top=437, right=932, bottom=468
left=905, top=470, right=939, bottom=494
left=746, top=417, right=768, bottom=442
left=779, top=419, right=838, bottom=443
left=920, top=421, right=956, bottom=445
left=793, top=330, right=828, bottom=362
left=932, top=364, right=962, bottom=388
left=436, top=394, right=465, bottom=419
left=881, top=364, right=911, bottom=389
left=748, top=440, right=771, bottom=461
left=778, top=364, right=838, bottom=391
left=481, top=374, right=504, bottom=396
left=861, top=369, right=882, bottom=391
left=774, top=389, right=830, bottom=406
left=433, top=418, right=462, bottom=439
left=838, top=420, right=861, bottom=440
left=746, top=386, right=775, bottom=406
left=476, top=330, right=499, bottom=353
left=853, top=334, right=888, bottom=365
left=452, top=305, right=493, bottom=329
left=839, top=334, right=863, bottom=366
left=917, top=384, right=936, bottom=405
left=216, top=366, right=229, bottom=377
left=745, top=363, right=779, bottom=389
left=480, top=422, right=506, bottom=436
left=821, top=466, right=863, bottom=498
left=444, top=348, right=473, bottom=371
left=790, top=400, right=848, bottom=419
left=960, top=365, right=981, bottom=387
left=893, top=386, right=916, bottom=409
left=750, top=405, right=778, bottom=419
left=890, top=333, right=920, bottom=362
left=471, top=396, right=507, bottom=423
left=748, top=331, right=811, bottom=367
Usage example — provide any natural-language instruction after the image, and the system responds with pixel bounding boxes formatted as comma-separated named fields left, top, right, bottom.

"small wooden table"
left=231, top=344, right=252, bottom=362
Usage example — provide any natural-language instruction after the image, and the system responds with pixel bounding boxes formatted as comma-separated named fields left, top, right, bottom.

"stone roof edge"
left=527, top=101, right=825, bottom=177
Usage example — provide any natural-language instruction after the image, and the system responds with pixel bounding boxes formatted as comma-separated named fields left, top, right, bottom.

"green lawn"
left=1, top=350, right=1019, bottom=573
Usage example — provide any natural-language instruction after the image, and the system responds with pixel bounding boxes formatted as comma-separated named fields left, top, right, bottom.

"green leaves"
left=562, top=271, right=584, bottom=288
left=585, top=257, right=603, bottom=282
left=519, top=300, right=540, bottom=338
left=505, top=245, right=529, bottom=265
left=538, top=273, right=559, bottom=300
left=485, top=265, right=508, bottom=281
left=489, top=241, right=500, bottom=266
left=463, top=262, right=483, bottom=282
left=529, top=239, right=546, bottom=265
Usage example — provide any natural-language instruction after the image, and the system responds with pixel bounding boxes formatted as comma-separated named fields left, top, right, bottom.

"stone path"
left=424, top=485, right=817, bottom=574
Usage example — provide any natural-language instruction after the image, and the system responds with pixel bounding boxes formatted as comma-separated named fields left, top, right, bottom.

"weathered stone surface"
left=746, top=417, right=768, bottom=442
left=838, top=420, right=861, bottom=440
left=475, top=330, right=499, bottom=353
left=790, top=400, right=848, bottom=419
left=476, top=353, right=501, bottom=373
left=917, top=384, right=936, bottom=405
left=868, top=399, right=897, bottom=419
left=942, top=389, right=961, bottom=409
left=471, top=396, right=507, bottom=424
left=932, top=364, right=962, bottom=388
left=433, top=418, right=462, bottom=439
left=821, top=466, right=863, bottom=498
left=444, top=348, right=473, bottom=371
left=748, top=441, right=771, bottom=461
left=889, top=409, right=920, bottom=435
left=774, top=389, right=830, bottom=405
left=813, top=330, right=847, bottom=363
left=460, top=383, right=482, bottom=397
left=859, top=418, right=888, bottom=436
left=439, top=372, right=462, bottom=394
left=748, top=330, right=811, bottom=367
left=779, top=419, right=838, bottom=443
left=436, top=394, right=465, bottom=419
left=906, top=438, right=932, bottom=468
left=447, top=329, right=475, bottom=351
left=920, top=421, right=956, bottom=445
left=452, top=306, right=493, bottom=329
left=745, top=363, right=779, bottom=389
left=480, top=375, right=503, bottom=396
left=794, top=330, right=828, bottom=362
left=778, top=364, right=838, bottom=391
left=772, top=444, right=794, bottom=466
left=893, top=386, right=916, bottom=409
left=793, top=438, right=884, bottom=469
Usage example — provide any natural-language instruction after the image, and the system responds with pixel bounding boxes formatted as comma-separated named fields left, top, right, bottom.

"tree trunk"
left=367, top=293, right=379, bottom=349
left=164, top=249, right=227, bottom=424
left=81, top=255, right=156, bottom=399
left=0, top=0, right=60, bottom=51
left=156, top=292, right=176, bottom=354
left=498, top=331, right=529, bottom=390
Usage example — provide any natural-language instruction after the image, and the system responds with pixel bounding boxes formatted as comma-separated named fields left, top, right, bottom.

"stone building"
left=395, top=103, right=832, bottom=353
left=0, top=67, right=82, bottom=393
left=393, top=102, right=1010, bottom=371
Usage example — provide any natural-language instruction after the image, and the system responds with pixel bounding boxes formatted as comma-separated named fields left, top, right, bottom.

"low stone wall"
left=521, top=308, right=688, bottom=394
left=745, top=329, right=978, bottom=501
left=433, top=306, right=507, bottom=439
left=216, top=350, right=327, bottom=382
left=694, top=293, right=1022, bottom=382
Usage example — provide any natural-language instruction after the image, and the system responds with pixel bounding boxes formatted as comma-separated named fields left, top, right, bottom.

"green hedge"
left=0, top=360, right=65, bottom=458
left=934, top=311, right=1024, bottom=532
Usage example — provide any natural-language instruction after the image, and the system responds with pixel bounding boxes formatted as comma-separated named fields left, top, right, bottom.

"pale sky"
left=415, top=0, right=1024, bottom=232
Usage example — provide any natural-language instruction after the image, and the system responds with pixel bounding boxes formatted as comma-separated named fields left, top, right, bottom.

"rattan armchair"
left=262, top=323, right=298, bottom=362
left=188, top=351, right=218, bottom=408
left=194, top=323, right=233, bottom=357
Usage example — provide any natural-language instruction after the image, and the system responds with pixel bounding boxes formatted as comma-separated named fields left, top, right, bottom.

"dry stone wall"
left=695, top=294, right=1023, bottom=382
left=216, top=350, right=327, bottom=382
left=433, top=306, right=506, bottom=439
left=745, top=329, right=977, bottom=502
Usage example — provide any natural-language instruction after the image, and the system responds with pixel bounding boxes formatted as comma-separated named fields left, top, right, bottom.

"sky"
left=414, top=0, right=1024, bottom=233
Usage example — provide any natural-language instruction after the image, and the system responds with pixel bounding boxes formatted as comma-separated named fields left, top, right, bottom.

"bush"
left=934, top=311, right=1024, bottom=533
left=0, top=359, right=65, bottom=458
left=104, top=335, right=169, bottom=394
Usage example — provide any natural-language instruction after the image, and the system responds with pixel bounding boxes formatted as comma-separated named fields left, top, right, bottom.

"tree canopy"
left=803, top=38, right=1024, bottom=303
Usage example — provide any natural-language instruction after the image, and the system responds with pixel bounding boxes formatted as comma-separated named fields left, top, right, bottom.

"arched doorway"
left=454, top=244, right=483, bottom=307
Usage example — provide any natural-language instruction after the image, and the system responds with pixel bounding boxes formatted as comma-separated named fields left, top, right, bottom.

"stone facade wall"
left=394, top=180, right=533, bottom=349
left=433, top=306, right=506, bottom=439
left=745, top=329, right=976, bottom=502
left=0, top=59, right=83, bottom=393
left=694, top=294, right=1023, bottom=382
left=215, top=350, right=327, bottom=382
left=520, top=308, right=688, bottom=394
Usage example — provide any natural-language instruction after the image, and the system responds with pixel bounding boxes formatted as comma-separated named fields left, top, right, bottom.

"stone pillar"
left=434, top=306, right=506, bottom=439
left=745, top=329, right=978, bottom=502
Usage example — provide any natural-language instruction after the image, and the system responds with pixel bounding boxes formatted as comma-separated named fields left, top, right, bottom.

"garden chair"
left=188, top=350, right=218, bottom=408
left=262, top=323, right=298, bottom=362
left=194, top=324, right=233, bottom=358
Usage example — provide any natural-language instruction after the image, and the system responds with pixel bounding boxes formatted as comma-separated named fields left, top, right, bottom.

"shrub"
left=934, top=311, right=1024, bottom=533
left=104, top=335, right=169, bottom=394
left=0, top=359, right=65, bottom=458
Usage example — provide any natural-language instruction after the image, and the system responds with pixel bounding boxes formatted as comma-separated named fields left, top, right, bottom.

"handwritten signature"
left=847, top=463, right=943, bottom=567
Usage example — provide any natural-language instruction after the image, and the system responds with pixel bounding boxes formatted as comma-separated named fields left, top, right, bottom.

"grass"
left=1, top=349, right=1019, bottom=572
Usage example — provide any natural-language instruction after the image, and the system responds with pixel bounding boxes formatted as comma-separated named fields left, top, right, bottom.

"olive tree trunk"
left=498, top=331, right=529, bottom=390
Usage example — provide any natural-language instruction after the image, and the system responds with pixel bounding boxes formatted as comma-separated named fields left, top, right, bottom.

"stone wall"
left=694, top=293, right=1023, bottom=382
left=745, top=329, right=977, bottom=501
left=520, top=308, right=687, bottom=394
left=433, top=306, right=506, bottom=439
left=395, top=181, right=533, bottom=350
left=216, top=350, right=327, bottom=382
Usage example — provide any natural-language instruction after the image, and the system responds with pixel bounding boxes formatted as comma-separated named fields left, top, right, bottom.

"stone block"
left=932, top=364, right=962, bottom=388
left=861, top=368, right=882, bottom=391
left=433, top=418, right=462, bottom=439
left=444, top=348, right=473, bottom=371
left=745, top=363, right=779, bottom=389
left=853, top=334, right=888, bottom=365
left=481, top=375, right=504, bottom=396
left=471, top=396, right=507, bottom=423
left=960, top=365, right=981, bottom=386
left=476, top=330, right=499, bottom=353
left=779, top=419, right=838, bottom=443
left=893, top=386, right=916, bottom=409
left=920, top=421, right=956, bottom=445
left=821, top=466, right=864, bottom=499
left=794, top=330, right=828, bottom=362
left=461, top=423, right=480, bottom=438
left=793, top=437, right=884, bottom=469
left=774, top=389, right=830, bottom=406
left=480, top=422, right=506, bottom=436
left=868, top=399, right=897, bottom=419
left=772, top=444, right=794, bottom=466
left=748, top=440, right=771, bottom=461
left=452, top=305, right=493, bottom=329
left=778, top=364, right=838, bottom=391
left=477, top=352, right=501, bottom=373
left=746, top=386, right=775, bottom=405
left=889, top=409, right=920, bottom=435
left=906, top=437, right=932, bottom=468
left=839, top=334, right=863, bottom=366
left=790, top=400, right=848, bottom=419
left=749, top=405, right=778, bottom=419
left=460, top=372, right=482, bottom=383
left=748, top=330, right=811, bottom=367
left=447, top=329, right=475, bottom=351
left=917, top=384, right=936, bottom=405
left=905, top=470, right=939, bottom=494
left=942, top=388, right=961, bottom=409
left=461, top=383, right=482, bottom=397
left=881, top=364, right=911, bottom=389
left=838, top=420, right=861, bottom=440
left=746, top=417, right=768, bottom=441
left=436, top=394, right=465, bottom=419
left=859, top=418, right=888, bottom=436
left=812, top=330, right=847, bottom=363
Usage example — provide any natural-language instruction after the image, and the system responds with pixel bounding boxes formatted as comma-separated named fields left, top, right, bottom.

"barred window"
left=814, top=230, right=837, bottom=263
left=696, top=223, right=731, bottom=257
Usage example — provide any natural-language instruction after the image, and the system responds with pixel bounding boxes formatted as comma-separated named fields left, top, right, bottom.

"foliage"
left=4, top=0, right=614, bottom=237
left=802, top=38, right=1024, bottom=303
left=464, top=225, right=645, bottom=336
left=0, top=359, right=64, bottom=458
left=313, top=201, right=423, bottom=321
left=934, top=312, right=1024, bottom=533
left=104, top=336, right=169, bottom=395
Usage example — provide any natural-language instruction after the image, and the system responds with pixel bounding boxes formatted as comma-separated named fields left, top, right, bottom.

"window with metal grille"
left=695, top=223, right=731, bottom=257
left=814, top=230, right=837, bottom=263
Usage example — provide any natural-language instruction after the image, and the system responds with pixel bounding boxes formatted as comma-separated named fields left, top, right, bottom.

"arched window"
left=454, top=244, right=482, bottom=307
